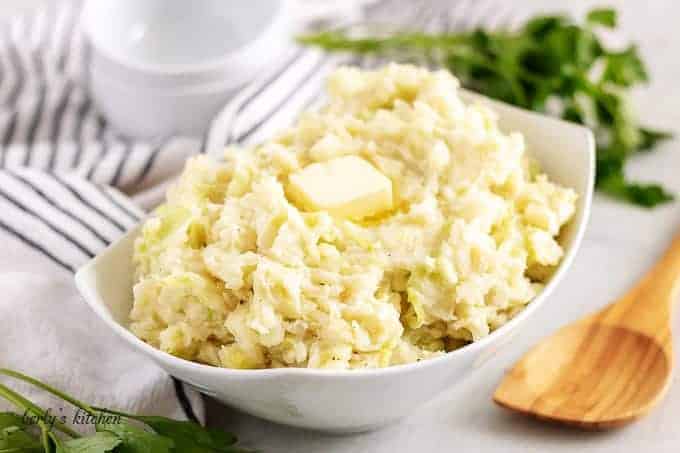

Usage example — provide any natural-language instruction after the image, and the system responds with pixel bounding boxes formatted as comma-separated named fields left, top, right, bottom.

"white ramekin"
left=82, top=0, right=289, bottom=139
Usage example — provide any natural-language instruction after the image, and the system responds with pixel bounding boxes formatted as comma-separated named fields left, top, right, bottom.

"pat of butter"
left=288, top=155, right=393, bottom=220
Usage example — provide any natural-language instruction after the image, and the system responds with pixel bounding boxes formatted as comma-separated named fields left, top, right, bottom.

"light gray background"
left=4, top=1, right=680, bottom=451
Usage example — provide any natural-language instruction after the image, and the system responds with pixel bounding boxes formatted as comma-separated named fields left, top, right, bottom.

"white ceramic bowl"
left=88, top=68, right=241, bottom=139
left=82, top=0, right=289, bottom=138
left=75, top=93, right=594, bottom=433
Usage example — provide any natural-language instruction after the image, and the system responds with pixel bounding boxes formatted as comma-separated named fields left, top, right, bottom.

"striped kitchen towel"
left=0, top=0, right=498, bottom=426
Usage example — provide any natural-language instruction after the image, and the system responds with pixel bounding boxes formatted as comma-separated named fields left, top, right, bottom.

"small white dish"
left=82, top=0, right=289, bottom=138
left=75, top=93, right=595, bottom=433
left=88, top=67, right=241, bottom=139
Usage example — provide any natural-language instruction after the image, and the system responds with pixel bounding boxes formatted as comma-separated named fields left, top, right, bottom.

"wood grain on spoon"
left=494, top=231, right=680, bottom=429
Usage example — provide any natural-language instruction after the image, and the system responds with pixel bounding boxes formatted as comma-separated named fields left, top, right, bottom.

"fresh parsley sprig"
left=0, top=369, right=250, bottom=453
left=299, top=8, right=675, bottom=207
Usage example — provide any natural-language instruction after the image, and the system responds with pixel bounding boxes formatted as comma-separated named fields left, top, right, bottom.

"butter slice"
left=288, top=155, right=393, bottom=220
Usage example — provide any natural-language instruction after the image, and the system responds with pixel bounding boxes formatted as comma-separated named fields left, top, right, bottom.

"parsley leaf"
left=586, top=8, right=618, bottom=27
left=597, top=156, right=674, bottom=207
left=0, top=413, right=26, bottom=431
left=0, top=425, right=43, bottom=452
left=638, top=127, right=673, bottom=151
left=135, top=416, right=250, bottom=453
left=299, top=8, right=675, bottom=207
left=602, top=45, right=648, bottom=86
left=50, top=432, right=121, bottom=453
left=96, top=421, right=173, bottom=453
left=599, top=173, right=674, bottom=207
left=0, top=370, right=247, bottom=453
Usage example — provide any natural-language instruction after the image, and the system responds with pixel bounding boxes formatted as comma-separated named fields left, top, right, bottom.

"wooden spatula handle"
left=598, top=231, right=680, bottom=349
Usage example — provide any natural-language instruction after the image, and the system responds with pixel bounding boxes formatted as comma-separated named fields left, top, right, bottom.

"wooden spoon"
left=494, top=232, right=680, bottom=429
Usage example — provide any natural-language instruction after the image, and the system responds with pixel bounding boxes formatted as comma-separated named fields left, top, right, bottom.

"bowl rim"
left=74, top=100, right=595, bottom=380
left=81, top=0, right=288, bottom=76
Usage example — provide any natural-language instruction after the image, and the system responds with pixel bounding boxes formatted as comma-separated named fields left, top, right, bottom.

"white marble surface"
left=5, top=0, right=680, bottom=451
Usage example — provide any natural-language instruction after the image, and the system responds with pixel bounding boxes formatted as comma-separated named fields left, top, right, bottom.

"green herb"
left=106, top=415, right=241, bottom=453
left=95, top=422, right=173, bottom=453
left=0, top=413, right=27, bottom=431
left=50, top=432, right=121, bottom=453
left=299, top=8, right=675, bottom=207
left=586, top=8, right=618, bottom=27
left=0, top=369, right=250, bottom=453
left=1, top=424, right=44, bottom=453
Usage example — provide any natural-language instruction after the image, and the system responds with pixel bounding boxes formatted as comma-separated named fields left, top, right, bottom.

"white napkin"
left=0, top=0, right=452, bottom=426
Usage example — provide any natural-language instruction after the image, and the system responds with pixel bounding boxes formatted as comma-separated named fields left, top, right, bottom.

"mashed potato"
left=130, top=64, right=577, bottom=369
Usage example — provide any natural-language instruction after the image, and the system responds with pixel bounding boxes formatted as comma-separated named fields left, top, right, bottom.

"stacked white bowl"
left=82, top=0, right=289, bottom=139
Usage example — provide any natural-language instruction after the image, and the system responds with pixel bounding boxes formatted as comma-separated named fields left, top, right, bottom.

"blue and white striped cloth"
left=0, top=0, right=500, bottom=425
